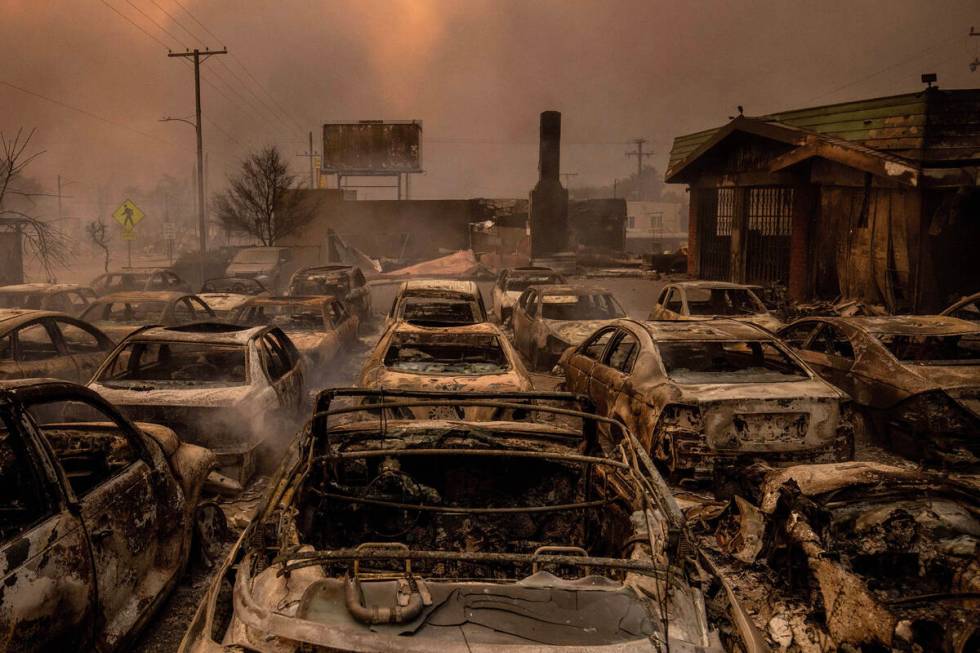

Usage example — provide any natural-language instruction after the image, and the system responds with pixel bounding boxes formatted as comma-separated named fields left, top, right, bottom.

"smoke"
left=1, top=0, right=976, bottom=216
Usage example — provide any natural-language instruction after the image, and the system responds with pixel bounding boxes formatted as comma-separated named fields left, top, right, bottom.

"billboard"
left=321, top=120, right=422, bottom=174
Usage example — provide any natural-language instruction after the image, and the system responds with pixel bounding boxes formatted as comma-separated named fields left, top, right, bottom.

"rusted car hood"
left=283, top=330, right=332, bottom=357
left=197, top=292, right=251, bottom=313
left=135, top=420, right=181, bottom=456
left=365, top=367, right=531, bottom=393
left=898, top=362, right=980, bottom=393
left=545, top=319, right=617, bottom=345
left=649, top=377, right=843, bottom=404
left=90, top=382, right=253, bottom=408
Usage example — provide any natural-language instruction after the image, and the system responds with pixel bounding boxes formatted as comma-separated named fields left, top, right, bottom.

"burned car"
left=79, top=291, right=216, bottom=341
left=287, top=264, right=372, bottom=320
left=700, top=462, right=980, bottom=652
left=512, top=284, right=627, bottom=370
left=779, top=315, right=980, bottom=467
left=225, top=246, right=296, bottom=292
left=233, top=295, right=359, bottom=367
left=648, top=281, right=783, bottom=331
left=560, top=319, right=853, bottom=481
left=359, top=321, right=532, bottom=419
left=88, top=323, right=303, bottom=489
left=179, top=388, right=735, bottom=652
left=198, top=276, right=269, bottom=319
left=386, top=278, right=488, bottom=327
left=490, top=266, right=566, bottom=324
left=942, top=290, right=980, bottom=323
left=0, top=309, right=115, bottom=383
left=0, top=379, right=214, bottom=652
left=91, top=267, right=191, bottom=295
left=0, top=282, right=97, bottom=316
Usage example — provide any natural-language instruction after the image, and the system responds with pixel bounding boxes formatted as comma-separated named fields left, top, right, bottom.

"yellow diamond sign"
left=112, top=199, right=145, bottom=230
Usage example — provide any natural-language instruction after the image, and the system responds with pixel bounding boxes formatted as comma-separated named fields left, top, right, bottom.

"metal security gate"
left=745, top=187, right=793, bottom=285
left=697, top=188, right=733, bottom=280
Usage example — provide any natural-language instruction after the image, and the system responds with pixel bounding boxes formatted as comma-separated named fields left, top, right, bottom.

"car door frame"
left=0, top=403, right=97, bottom=651
left=16, top=384, right=186, bottom=651
left=259, top=328, right=304, bottom=411
left=11, top=317, right=80, bottom=382
left=511, top=288, right=537, bottom=357
left=48, top=316, right=115, bottom=384
left=563, top=325, right=618, bottom=396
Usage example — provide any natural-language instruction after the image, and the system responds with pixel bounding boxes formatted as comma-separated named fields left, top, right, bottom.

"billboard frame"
left=320, top=119, right=423, bottom=176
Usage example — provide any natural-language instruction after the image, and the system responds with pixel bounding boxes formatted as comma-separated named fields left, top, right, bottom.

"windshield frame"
left=96, top=340, right=251, bottom=388
left=382, top=331, right=512, bottom=376
left=874, top=331, right=980, bottom=366
left=655, top=338, right=812, bottom=384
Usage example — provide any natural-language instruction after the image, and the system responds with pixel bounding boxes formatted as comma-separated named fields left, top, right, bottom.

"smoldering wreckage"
left=1, top=109, right=978, bottom=653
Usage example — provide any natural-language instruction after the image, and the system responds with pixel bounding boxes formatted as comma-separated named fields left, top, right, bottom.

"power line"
left=170, top=0, right=312, bottom=133
left=145, top=0, right=301, bottom=134
left=0, top=79, right=178, bottom=147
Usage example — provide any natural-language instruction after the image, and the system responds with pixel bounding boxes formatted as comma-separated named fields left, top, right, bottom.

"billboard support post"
left=321, top=120, right=423, bottom=200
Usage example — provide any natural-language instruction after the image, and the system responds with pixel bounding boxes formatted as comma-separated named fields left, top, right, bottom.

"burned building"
left=666, top=87, right=980, bottom=312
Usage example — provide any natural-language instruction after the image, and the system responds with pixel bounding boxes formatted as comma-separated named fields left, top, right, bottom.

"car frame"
left=0, top=282, right=97, bottom=316
left=778, top=315, right=980, bottom=466
left=359, top=320, right=532, bottom=419
left=647, top=280, right=783, bottom=331
left=512, top=284, right=627, bottom=370
left=88, top=322, right=304, bottom=488
left=386, top=278, right=488, bottom=327
left=560, top=318, right=854, bottom=481
left=490, top=266, right=566, bottom=324
left=197, top=277, right=270, bottom=319
left=79, top=291, right=216, bottom=342
left=0, top=379, right=214, bottom=652
left=178, top=388, right=745, bottom=653
left=91, top=268, right=191, bottom=295
left=232, top=295, right=359, bottom=367
left=0, top=308, right=115, bottom=383
left=287, top=264, right=372, bottom=320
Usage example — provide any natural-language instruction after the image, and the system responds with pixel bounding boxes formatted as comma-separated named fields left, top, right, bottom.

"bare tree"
left=0, top=128, right=69, bottom=281
left=85, top=218, right=111, bottom=273
left=212, top=146, right=319, bottom=246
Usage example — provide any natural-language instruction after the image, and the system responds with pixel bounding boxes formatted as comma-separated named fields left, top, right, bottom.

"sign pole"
left=128, top=239, right=132, bottom=268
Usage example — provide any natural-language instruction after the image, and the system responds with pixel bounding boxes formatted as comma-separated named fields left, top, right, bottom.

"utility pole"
left=297, top=131, right=317, bottom=188
left=168, top=47, right=227, bottom=285
left=971, top=27, right=980, bottom=72
left=626, top=138, right=654, bottom=199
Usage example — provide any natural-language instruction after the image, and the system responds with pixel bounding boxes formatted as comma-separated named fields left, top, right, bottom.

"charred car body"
left=359, top=321, right=532, bottom=419
left=225, top=246, right=297, bottom=293
left=91, top=268, right=191, bottom=295
left=779, top=315, right=980, bottom=467
left=512, top=284, right=627, bottom=370
left=490, top=266, right=566, bottom=324
left=198, top=277, right=269, bottom=319
left=0, top=283, right=97, bottom=316
left=0, top=309, right=114, bottom=383
left=79, top=291, right=216, bottom=342
left=647, top=281, right=783, bottom=332
left=287, top=264, right=372, bottom=321
left=0, top=380, right=214, bottom=652
left=386, top=279, right=488, bottom=327
left=233, top=295, right=359, bottom=368
left=700, top=462, right=980, bottom=652
left=88, top=323, right=303, bottom=488
left=561, top=319, right=853, bottom=482
left=179, top=388, right=736, bottom=652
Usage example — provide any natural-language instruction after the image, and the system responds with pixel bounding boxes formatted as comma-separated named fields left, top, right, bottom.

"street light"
left=160, top=116, right=205, bottom=283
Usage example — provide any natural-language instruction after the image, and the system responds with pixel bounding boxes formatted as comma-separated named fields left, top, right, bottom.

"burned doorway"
left=697, top=187, right=733, bottom=280
left=745, top=186, right=793, bottom=286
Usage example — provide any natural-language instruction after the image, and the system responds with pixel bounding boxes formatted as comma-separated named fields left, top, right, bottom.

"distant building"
left=665, top=87, right=980, bottom=312
left=625, top=201, right=686, bottom=254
